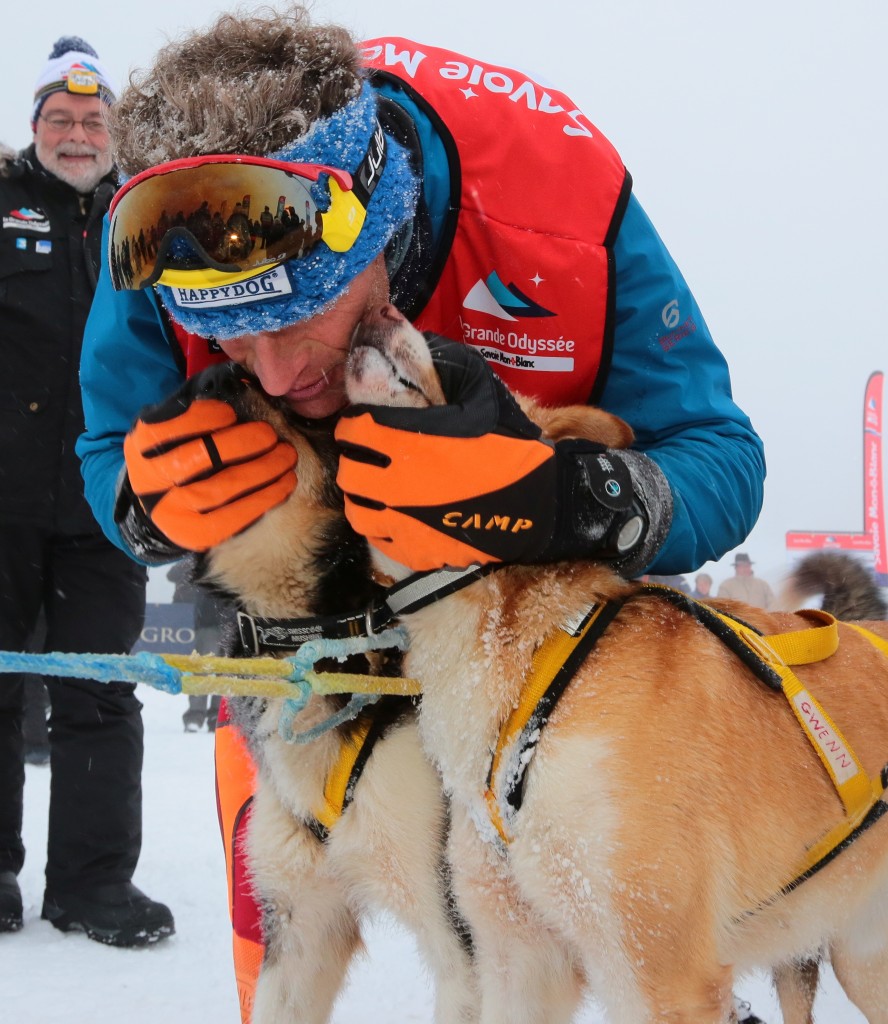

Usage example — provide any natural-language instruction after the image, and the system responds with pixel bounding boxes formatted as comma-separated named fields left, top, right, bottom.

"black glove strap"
left=532, top=441, right=648, bottom=566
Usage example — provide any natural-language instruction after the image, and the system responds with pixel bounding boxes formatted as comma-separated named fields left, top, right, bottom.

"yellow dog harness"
left=485, top=585, right=888, bottom=893
left=306, top=697, right=414, bottom=842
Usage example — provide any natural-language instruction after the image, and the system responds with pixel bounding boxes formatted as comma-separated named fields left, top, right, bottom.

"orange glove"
left=335, top=339, right=559, bottom=571
left=336, top=337, right=649, bottom=573
left=124, top=397, right=297, bottom=551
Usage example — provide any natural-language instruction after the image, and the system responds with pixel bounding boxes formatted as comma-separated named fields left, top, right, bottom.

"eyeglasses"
left=107, top=121, right=387, bottom=291
left=39, top=114, right=108, bottom=135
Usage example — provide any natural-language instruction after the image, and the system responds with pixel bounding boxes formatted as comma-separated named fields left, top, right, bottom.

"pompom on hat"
left=155, top=82, right=419, bottom=340
left=32, top=36, right=117, bottom=125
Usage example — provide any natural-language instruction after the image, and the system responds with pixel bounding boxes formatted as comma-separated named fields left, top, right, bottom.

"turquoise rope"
left=278, top=627, right=410, bottom=744
left=0, top=650, right=184, bottom=692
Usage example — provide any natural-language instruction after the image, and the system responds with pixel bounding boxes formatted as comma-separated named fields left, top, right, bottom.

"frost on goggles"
left=108, top=123, right=387, bottom=291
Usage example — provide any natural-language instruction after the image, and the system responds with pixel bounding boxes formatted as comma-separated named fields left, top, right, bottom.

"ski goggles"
left=108, top=122, right=387, bottom=291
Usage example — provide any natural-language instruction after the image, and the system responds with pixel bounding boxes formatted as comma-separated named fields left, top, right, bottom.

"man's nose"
left=251, top=333, right=304, bottom=395
left=65, top=121, right=91, bottom=142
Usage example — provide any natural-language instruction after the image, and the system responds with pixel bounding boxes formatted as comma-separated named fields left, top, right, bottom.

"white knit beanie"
left=32, top=36, right=117, bottom=125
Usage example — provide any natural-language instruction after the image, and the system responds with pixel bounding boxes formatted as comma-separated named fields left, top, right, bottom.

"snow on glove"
left=123, top=394, right=297, bottom=552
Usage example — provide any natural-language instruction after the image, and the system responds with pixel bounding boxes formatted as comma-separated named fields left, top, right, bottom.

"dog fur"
left=181, top=365, right=479, bottom=1024
left=341, top=308, right=888, bottom=1023
left=780, top=551, right=888, bottom=621
left=188, top=312, right=888, bottom=1023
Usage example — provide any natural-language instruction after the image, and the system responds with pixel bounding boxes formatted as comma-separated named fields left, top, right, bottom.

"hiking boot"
left=733, top=995, right=767, bottom=1023
left=41, top=882, right=174, bottom=947
left=0, top=871, right=23, bottom=932
left=182, top=709, right=205, bottom=732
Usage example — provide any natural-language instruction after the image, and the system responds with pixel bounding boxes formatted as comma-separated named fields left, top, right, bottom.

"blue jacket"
left=77, top=88, right=764, bottom=574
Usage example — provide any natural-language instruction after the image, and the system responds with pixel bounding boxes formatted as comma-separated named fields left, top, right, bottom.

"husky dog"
left=192, top=310, right=888, bottom=1023
left=179, top=364, right=479, bottom=1024
left=339, top=306, right=888, bottom=1024
left=781, top=552, right=888, bottom=621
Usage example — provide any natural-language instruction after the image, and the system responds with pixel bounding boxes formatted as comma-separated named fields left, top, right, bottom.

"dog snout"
left=363, top=304, right=406, bottom=329
left=191, top=363, right=252, bottom=405
left=353, top=305, right=407, bottom=350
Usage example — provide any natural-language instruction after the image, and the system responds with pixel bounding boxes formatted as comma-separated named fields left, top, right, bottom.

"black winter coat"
left=0, top=145, right=116, bottom=533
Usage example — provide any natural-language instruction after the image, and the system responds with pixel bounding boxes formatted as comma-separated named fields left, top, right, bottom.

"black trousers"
left=0, top=526, right=147, bottom=892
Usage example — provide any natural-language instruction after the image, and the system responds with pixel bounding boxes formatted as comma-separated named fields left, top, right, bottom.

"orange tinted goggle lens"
left=108, top=158, right=352, bottom=290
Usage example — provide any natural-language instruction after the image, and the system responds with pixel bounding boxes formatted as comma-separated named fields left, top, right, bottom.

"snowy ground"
left=4, top=686, right=868, bottom=1023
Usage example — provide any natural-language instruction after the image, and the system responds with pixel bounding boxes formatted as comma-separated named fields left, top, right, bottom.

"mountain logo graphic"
left=8, top=208, right=45, bottom=222
left=3, top=208, right=50, bottom=233
left=463, top=271, right=556, bottom=322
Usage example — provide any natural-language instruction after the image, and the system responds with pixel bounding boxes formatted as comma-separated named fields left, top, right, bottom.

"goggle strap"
left=350, top=120, right=387, bottom=210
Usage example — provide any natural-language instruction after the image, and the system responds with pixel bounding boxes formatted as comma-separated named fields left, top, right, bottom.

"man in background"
left=0, top=37, right=173, bottom=946
left=717, top=553, right=774, bottom=608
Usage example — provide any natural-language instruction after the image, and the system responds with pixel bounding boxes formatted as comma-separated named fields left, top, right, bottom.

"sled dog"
left=338, top=307, right=888, bottom=1023
left=193, top=309, right=888, bottom=1023
left=182, top=365, right=479, bottom=1024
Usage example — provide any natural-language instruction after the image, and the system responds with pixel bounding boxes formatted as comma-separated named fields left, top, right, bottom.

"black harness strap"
left=498, top=599, right=626, bottom=819
left=305, top=698, right=412, bottom=844
left=639, top=584, right=783, bottom=690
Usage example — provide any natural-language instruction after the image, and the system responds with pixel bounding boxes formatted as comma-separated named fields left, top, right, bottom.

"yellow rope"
left=163, top=654, right=420, bottom=699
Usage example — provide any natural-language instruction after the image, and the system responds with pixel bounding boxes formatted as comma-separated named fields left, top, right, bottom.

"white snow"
left=3, top=686, right=868, bottom=1023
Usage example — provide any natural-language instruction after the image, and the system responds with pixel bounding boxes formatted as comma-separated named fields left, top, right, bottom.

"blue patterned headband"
left=157, top=82, right=418, bottom=340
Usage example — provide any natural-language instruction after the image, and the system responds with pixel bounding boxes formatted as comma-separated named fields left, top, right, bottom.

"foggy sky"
left=4, top=0, right=886, bottom=589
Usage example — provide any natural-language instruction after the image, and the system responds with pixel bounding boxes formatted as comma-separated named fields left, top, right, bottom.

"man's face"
left=735, top=561, right=752, bottom=577
left=33, top=93, right=112, bottom=194
left=217, top=256, right=390, bottom=419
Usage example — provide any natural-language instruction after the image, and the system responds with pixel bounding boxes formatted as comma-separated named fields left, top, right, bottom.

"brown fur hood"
left=0, top=143, right=20, bottom=178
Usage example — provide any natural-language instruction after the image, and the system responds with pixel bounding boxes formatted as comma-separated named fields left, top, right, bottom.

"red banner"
left=863, top=371, right=887, bottom=584
left=786, top=371, right=887, bottom=585
left=786, top=532, right=872, bottom=552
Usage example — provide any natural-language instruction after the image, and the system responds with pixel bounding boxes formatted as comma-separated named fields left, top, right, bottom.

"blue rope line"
left=0, top=650, right=183, bottom=691
left=277, top=627, right=410, bottom=744
left=278, top=693, right=378, bottom=744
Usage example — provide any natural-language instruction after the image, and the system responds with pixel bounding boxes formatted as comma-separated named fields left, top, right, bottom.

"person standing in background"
left=167, top=559, right=229, bottom=732
left=691, top=572, right=713, bottom=600
left=717, top=553, right=774, bottom=608
left=0, top=37, right=173, bottom=945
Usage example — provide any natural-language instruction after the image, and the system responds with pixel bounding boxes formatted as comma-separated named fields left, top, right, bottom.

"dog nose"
left=193, top=363, right=249, bottom=403
left=363, top=303, right=406, bottom=328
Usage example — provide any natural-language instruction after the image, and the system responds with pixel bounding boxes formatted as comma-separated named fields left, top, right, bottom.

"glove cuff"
left=613, top=450, right=673, bottom=577
left=114, top=468, right=189, bottom=565
left=536, top=443, right=673, bottom=577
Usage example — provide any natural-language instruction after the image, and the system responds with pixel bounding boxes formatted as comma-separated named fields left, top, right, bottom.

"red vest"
left=178, top=39, right=628, bottom=407
left=363, top=38, right=629, bottom=406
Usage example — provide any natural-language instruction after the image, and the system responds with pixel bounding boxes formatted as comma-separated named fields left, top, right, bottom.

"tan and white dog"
left=187, top=366, right=479, bottom=1024
left=194, top=308, right=888, bottom=1023
left=340, top=307, right=888, bottom=1023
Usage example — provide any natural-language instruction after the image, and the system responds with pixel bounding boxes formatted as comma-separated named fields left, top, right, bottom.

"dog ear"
left=516, top=395, right=635, bottom=449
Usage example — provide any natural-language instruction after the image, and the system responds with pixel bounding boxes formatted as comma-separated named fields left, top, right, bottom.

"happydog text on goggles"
left=108, top=120, right=386, bottom=292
